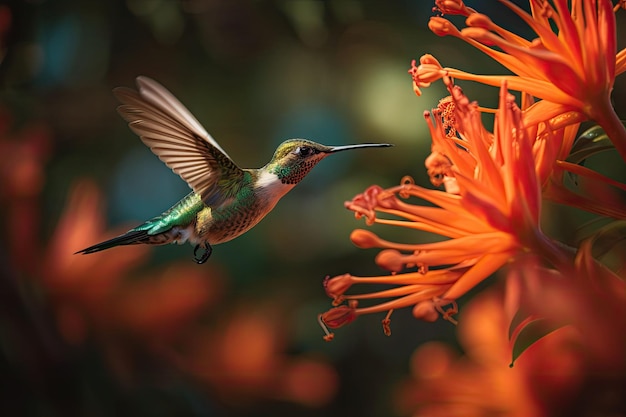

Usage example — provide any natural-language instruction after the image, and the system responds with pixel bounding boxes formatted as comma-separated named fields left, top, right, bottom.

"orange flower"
left=41, top=180, right=151, bottom=344
left=411, top=0, right=626, bottom=160
left=319, top=81, right=567, bottom=339
left=544, top=158, right=626, bottom=219
left=507, top=240, right=626, bottom=373
left=178, top=301, right=339, bottom=407
left=0, top=106, right=52, bottom=272
left=394, top=288, right=586, bottom=417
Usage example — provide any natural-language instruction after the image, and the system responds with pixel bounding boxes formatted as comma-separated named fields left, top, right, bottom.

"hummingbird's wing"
left=114, top=76, right=244, bottom=207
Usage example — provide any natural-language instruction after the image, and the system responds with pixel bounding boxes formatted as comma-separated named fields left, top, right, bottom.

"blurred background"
left=1, top=1, right=625, bottom=416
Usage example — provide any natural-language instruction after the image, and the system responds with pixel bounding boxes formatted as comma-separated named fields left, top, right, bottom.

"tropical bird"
left=76, top=76, right=392, bottom=263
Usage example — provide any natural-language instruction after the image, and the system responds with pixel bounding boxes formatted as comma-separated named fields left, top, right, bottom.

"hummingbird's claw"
left=193, top=243, right=212, bottom=264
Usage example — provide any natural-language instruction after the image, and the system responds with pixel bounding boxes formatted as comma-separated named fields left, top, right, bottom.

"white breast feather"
left=255, top=171, right=294, bottom=203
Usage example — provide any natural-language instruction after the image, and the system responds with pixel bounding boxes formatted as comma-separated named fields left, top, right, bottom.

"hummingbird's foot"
left=193, top=243, right=212, bottom=264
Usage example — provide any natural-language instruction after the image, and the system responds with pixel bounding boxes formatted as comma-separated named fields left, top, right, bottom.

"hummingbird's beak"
left=327, top=143, right=393, bottom=153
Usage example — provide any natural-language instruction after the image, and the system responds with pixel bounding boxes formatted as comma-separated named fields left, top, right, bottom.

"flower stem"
left=590, top=96, right=626, bottom=163
left=531, top=229, right=576, bottom=275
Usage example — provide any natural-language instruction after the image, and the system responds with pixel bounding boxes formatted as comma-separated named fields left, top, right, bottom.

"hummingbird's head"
left=266, top=139, right=392, bottom=185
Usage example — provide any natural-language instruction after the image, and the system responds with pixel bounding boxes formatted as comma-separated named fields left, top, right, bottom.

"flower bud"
left=324, top=274, right=354, bottom=302
left=412, top=301, right=439, bottom=322
left=319, top=304, right=357, bottom=329
left=350, top=229, right=383, bottom=249
left=376, top=249, right=406, bottom=273
left=428, top=17, right=461, bottom=37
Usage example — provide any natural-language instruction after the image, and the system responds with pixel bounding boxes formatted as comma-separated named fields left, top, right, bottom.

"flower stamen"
left=318, top=300, right=359, bottom=342
left=434, top=0, right=477, bottom=16
left=435, top=299, right=459, bottom=325
left=318, top=314, right=335, bottom=342
left=382, top=309, right=393, bottom=336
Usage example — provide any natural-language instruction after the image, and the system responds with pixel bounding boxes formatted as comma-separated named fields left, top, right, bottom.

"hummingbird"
left=75, top=76, right=392, bottom=263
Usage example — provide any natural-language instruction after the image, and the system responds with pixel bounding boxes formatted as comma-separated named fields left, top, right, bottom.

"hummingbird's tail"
left=75, top=192, right=201, bottom=256
left=74, top=229, right=150, bottom=255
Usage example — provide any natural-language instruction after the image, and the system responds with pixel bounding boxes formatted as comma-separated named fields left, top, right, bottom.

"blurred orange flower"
left=177, top=301, right=338, bottom=407
left=0, top=106, right=52, bottom=272
left=507, top=243, right=626, bottom=373
left=394, top=288, right=589, bottom=417
left=411, top=0, right=626, bottom=160
left=37, top=179, right=339, bottom=407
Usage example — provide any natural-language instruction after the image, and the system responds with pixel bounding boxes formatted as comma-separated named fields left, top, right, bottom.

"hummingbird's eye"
left=295, top=146, right=312, bottom=157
